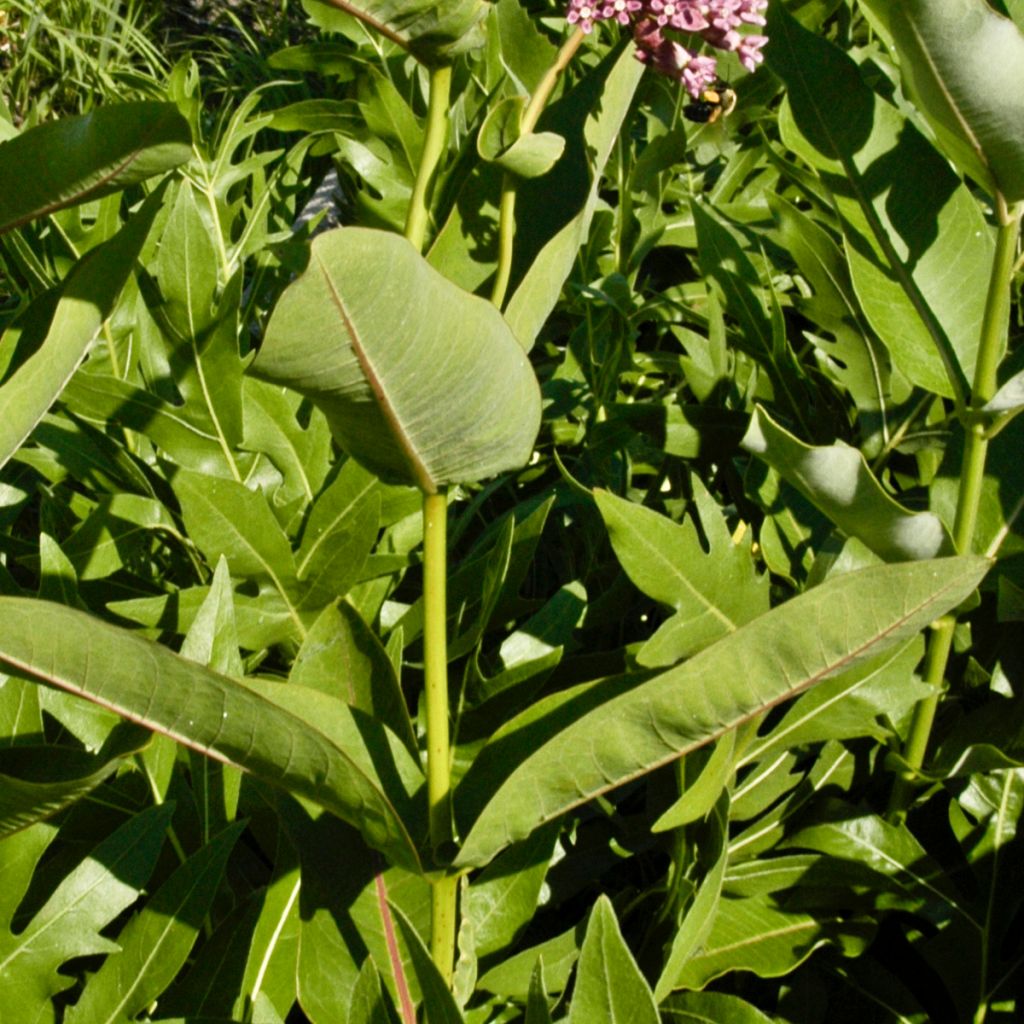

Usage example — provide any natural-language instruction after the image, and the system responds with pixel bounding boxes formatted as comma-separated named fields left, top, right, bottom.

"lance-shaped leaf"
left=66, top=823, right=245, bottom=1024
left=882, top=0, right=1024, bottom=202
left=252, top=227, right=541, bottom=493
left=0, top=102, right=191, bottom=236
left=567, top=897, right=658, bottom=1024
left=768, top=2, right=993, bottom=400
left=742, top=406, right=955, bottom=562
left=0, top=190, right=163, bottom=472
left=0, top=598, right=425, bottom=873
left=453, top=556, right=989, bottom=867
left=302, top=0, right=487, bottom=64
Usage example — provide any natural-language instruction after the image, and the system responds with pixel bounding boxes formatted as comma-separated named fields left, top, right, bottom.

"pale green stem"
left=490, top=28, right=586, bottom=308
left=423, top=491, right=456, bottom=983
left=403, top=63, right=459, bottom=985
left=890, top=199, right=1022, bottom=818
left=404, top=64, right=453, bottom=252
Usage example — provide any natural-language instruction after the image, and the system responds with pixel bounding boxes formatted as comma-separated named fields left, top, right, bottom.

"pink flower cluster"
left=566, top=0, right=768, bottom=97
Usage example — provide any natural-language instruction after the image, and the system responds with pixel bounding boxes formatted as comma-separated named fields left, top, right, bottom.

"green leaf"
left=983, top=367, right=1024, bottom=413
left=0, top=598, right=425, bottom=872
left=66, top=823, right=245, bottom=1024
left=252, top=227, right=541, bottom=492
left=782, top=809, right=972, bottom=923
left=291, top=601, right=418, bottom=759
left=287, top=805, right=427, bottom=1020
left=524, top=960, right=553, bottom=1024
left=295, top=492, right=380, bottom=613
left=888, top=0, right=1024, bottom=202
left=494, top=0, right=558, bottom=93
left=739, top=638, right=928, bottom=768
left=661, top=992, right=777, bottom=1023
left=668, top=892, right=851, bottom=990
left=172, top=468, right=305, bottom=636
left=652, top=735, right=736, bottom=833
left=301, top=0, right=487, bottom=64
left=742, top=406, right=955, bottom=561
left=595, top=481, right=768, bottom=666
left=503, top=47, right=644, bottom=349
left=237, top=861, right=302, bottom=1020
left=477, top=98, right=565, bottom=179
left=567, top=897, right=658, bottom=1024
left=0, top=724, right=148, bottom=836
left=769, top=195, right=890, bottom=425
left=348, top=957, right=393, bottom=1024
left=655, top=795, right=729, bottom=1000
left=476, top=921, right=584, bottom=1002
left=0, top=189, right=162, bottom=472
left=454, top=556, right=989, bottom=866
left=461, top=822, right=560, bottom=959
left=0, top=805, right=173, bottom=1022
left=0, top=102, right=191, bottom=236
left=391, top=903, right=465, bottom=1023
left=768, top=2, right=993, bottom=399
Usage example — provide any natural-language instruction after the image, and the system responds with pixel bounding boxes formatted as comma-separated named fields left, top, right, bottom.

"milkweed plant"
left=0, top=1, right=1021, bottom=1021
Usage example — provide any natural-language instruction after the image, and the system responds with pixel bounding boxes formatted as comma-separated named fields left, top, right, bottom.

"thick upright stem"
left=423, top=490, right=455, bottom=982
left=490, top=28, right=586, bottom=308
left=405, top=64, right=453, bottom=253
left=890, top=200, right=1021, bottom=817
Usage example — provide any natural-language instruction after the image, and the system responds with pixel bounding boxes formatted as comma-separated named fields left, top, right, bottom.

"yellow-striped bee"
left=683, top=84, right=737, bottom=125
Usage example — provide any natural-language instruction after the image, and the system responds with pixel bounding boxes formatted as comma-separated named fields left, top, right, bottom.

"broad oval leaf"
left=252, top=227, right=541, bottom=493
left=0, top=102, right=191, bottom=236
left=453, top=556, right=989, bottom=867
left=302, top=0, right=487, bottom=64
left=887, top=0, right=1024, bottom=202
left=0, top=598, right=425, bottom=873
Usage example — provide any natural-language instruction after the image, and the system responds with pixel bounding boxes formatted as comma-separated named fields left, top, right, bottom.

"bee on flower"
left=565, top=0, right=768, bottom=100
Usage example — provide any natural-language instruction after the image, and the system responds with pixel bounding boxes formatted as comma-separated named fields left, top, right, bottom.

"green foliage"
left=0, top=0, right=1022, bottom=1021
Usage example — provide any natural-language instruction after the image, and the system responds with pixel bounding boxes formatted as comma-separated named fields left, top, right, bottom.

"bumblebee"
left=683, top=85, right=737, bottom=125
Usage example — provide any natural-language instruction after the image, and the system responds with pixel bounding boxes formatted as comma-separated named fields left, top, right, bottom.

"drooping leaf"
left=0, top=598, right=425, bottom=872
left=668, top=891, right=865, bottom=991
left=0, top=723, right=148, bottom=836
left=477, top=97, right=565, bottom=179
left=252, top=227, right=541, bottom=492
left=0, top=102, right=191, bottom=236
left=742, top=406, right=954, bottom=562
left=0, top=189, right=163, bottom=472
left=454, top=556, right=988, bottom=866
